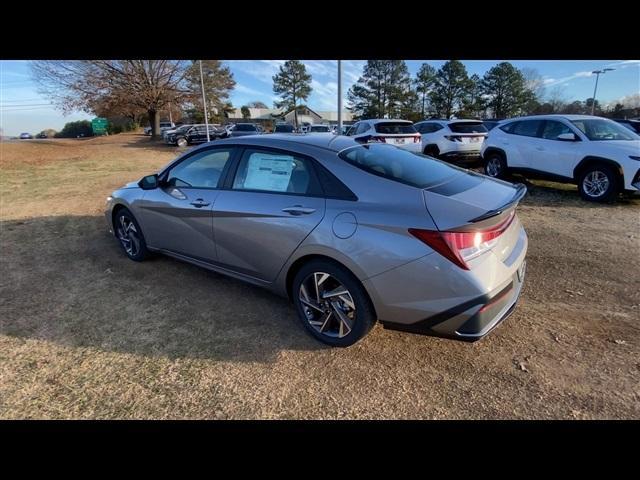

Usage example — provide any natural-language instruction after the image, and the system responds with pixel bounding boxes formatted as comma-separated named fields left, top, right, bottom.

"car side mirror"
left=139, top=174, right=159, bottom=190
left=557, top=132, right=577, bottom=141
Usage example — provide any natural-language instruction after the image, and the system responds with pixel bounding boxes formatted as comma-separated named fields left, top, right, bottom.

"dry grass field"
left=1, top=133, right=639, bottom=419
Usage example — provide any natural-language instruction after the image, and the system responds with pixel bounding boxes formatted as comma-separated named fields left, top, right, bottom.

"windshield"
left=310, top=125, right=330, bottom=132
left=175, top=125, right=191, bottom=133
left=449, top=122, right=488, bottom=134
left=374, top=122, right=417, bottom=134
left=339, top=144, right=459, bottom=188
left=275, top=124, right=294, bottom=132
left=570, top=118, right=639, bottom=141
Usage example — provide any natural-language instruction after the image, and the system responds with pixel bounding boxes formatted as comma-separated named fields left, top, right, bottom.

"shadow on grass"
left=0, top=215, right=326, bottom=363
left=509, top=174, right=640, bottom=209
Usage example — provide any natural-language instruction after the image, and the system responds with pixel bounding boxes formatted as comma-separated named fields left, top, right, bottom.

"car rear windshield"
left=275, top=125, right=294, bottom=132
left=338, top=144, right=459, bottom=189
left=310, top=126, right=330, bottom=131
left=235, top=124, right=257, bottom=131
left=570, top=118, right=639, bottom=141
left=374, top=122, right=417, bottom=134
left=449, top=122, right=488, bottom=134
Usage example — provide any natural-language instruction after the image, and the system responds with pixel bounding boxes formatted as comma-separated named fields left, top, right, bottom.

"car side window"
left=432, top=124, right=444, bottom=132
left=512, top=120, right=544, bottom=138
left=541, top=121, right=573, bottom=140
left=358, top=123, right=370, bottom=134
left=232, top=149, right=322, bottom=196
left=166, top=148, right=234, bottom=188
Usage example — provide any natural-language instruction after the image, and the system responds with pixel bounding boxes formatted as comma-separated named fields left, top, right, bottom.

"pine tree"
left=272, top=60, right=312, bottom=130
left=429, top=60, right=473, bottom=119
left=480, top=62, right=534, bottom=118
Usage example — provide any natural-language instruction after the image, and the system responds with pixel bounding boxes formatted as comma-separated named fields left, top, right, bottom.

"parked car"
left=145, top=121, right=175, bottom=136
left=414, top=119, right=488, bottom=166
left=36, top=132, right=48, bottom=139
left=163, top=124, right=192, bottom=141
left=347, top=119, right=421, bottom=153
left=481, top=114, right=640, bottom=202
left=228, top=123, right=261, bottom=137
left=165, top=124, right=221, bottom=147
left=19, top=132, right=33, bottom=139
left=339, top=125, right=353, bottom=135
left=308, top=124, right=332, bottom=133
left=105, top=134, right=528, bottom=346
left=274, top=123, right=295, bottom=133
left=613, top=118, right=640, bottom=134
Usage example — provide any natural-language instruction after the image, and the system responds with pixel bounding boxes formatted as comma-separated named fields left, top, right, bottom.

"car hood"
left=596, top=140, right=640, bottom=156
left=422, top=171, right=526, bottom=231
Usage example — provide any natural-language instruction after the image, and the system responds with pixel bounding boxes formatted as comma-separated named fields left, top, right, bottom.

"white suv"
left=414, top=119, right=488, bottom=165
left=347, top=119, right=421, bottom=153
left=481, top=115, right=640, bottom=202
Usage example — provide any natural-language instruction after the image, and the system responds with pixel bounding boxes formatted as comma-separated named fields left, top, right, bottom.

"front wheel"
left=578, top=165, right=620, bottom=202
left=114, top=208, right=150, bottom=261
left=176, top=137, right=188, bottom=147
left=484, top=152, right=507, bottom=179
left=292, top=260, right=376, bottom=347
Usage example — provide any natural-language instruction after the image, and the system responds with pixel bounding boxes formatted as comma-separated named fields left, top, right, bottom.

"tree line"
left=31, top=60, right=639, bottom=138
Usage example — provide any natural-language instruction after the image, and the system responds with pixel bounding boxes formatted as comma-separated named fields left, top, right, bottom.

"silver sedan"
left=106, top=133, right=528, bottom=347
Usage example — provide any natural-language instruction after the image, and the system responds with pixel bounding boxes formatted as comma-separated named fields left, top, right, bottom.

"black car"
left=165, top=124, right=222, bottom=147
left=274, top=123, right=295, bottom=133
left=613, top=118, right=640, bottom=134
left=229, top=123, right=260, bottom=137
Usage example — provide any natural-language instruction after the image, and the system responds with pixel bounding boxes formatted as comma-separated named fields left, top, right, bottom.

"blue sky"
left=2, top=60, right=639, bottom=136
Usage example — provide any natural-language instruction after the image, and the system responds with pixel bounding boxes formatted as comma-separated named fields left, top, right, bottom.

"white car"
left=308, top=124, right=332, bottom=133
left=347, top=119, right=421, bottom=153
left=481, top=114, right=640, bottom=202
left=144, top=121, right=175, bottom=136
left=414, top=119, right=488, bottom=166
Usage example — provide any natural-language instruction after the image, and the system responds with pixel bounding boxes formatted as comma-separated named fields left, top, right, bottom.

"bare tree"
left=31, top=60, right=191, bottom=138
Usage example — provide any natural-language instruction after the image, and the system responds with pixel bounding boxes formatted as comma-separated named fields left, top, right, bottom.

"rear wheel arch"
left=482, top=147, right=507, bottom=164
left=285, top=255, right=375, bottom=314
left=423, top=144, right=440, bottom=156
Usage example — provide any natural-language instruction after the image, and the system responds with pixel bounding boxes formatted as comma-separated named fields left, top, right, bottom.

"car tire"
left=424, top=145, right=440, bottom=158
left=484, top=151, right=507, bottom=179
left=577, top=164, right=620, bottom=203
left=292, top=259, right=377, bottom=347
left=176, top=137, right=188, bottom=148
left=113, top=208, right=150, bottom=262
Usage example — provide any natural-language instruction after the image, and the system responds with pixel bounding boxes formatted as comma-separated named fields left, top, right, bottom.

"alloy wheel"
left=582, top=170, right=610, bottom=198
left=299, top=272, right=356, bottom=338
left=486, top=157, right=502, bottom=177
left=116, top=215, right=141, bottom=257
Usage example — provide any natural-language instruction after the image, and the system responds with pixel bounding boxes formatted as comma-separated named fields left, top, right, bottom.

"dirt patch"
left=1, top=134, right=639, bottom=419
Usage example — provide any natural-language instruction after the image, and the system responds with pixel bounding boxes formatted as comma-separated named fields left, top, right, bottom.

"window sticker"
left=243, top=154, right=294, bottom=192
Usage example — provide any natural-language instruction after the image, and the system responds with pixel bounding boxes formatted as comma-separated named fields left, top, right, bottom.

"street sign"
left=92, top=117, right=108, bottom=135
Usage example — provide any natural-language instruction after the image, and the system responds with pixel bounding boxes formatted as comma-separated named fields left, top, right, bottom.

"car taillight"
left=413, top=134, right=421, bottom=143
left=368, top=136, right=386, bottom=143
left=408, top=212, right=515, bottom=270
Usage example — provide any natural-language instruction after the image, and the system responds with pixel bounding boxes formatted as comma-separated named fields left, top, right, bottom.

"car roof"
left=201, top=132, right=359, bottom=153
left=358, top=119, right=412, bottom=124
left=502, top=114, right=607, bottom=122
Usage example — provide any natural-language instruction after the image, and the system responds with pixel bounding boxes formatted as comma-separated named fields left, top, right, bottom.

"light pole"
left=199, top=60, right=210, bottom=142
left=591, top=68, right=614, bottom=116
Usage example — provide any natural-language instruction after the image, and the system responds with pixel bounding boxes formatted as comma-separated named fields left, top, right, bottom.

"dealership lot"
left=1, top=134, right=639, bottom=419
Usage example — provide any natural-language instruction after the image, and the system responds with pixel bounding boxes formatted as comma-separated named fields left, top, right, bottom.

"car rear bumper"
left=380, top=259, right=526, bottom=341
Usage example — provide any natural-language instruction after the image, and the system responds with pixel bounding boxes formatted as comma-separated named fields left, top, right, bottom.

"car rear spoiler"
left=468, top=183, right=527, bottom=223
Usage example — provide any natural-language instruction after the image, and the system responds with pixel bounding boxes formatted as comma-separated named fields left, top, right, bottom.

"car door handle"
left=190, top=199, right=211, bottom=208
left=282, top=206, right=316, bottom=215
